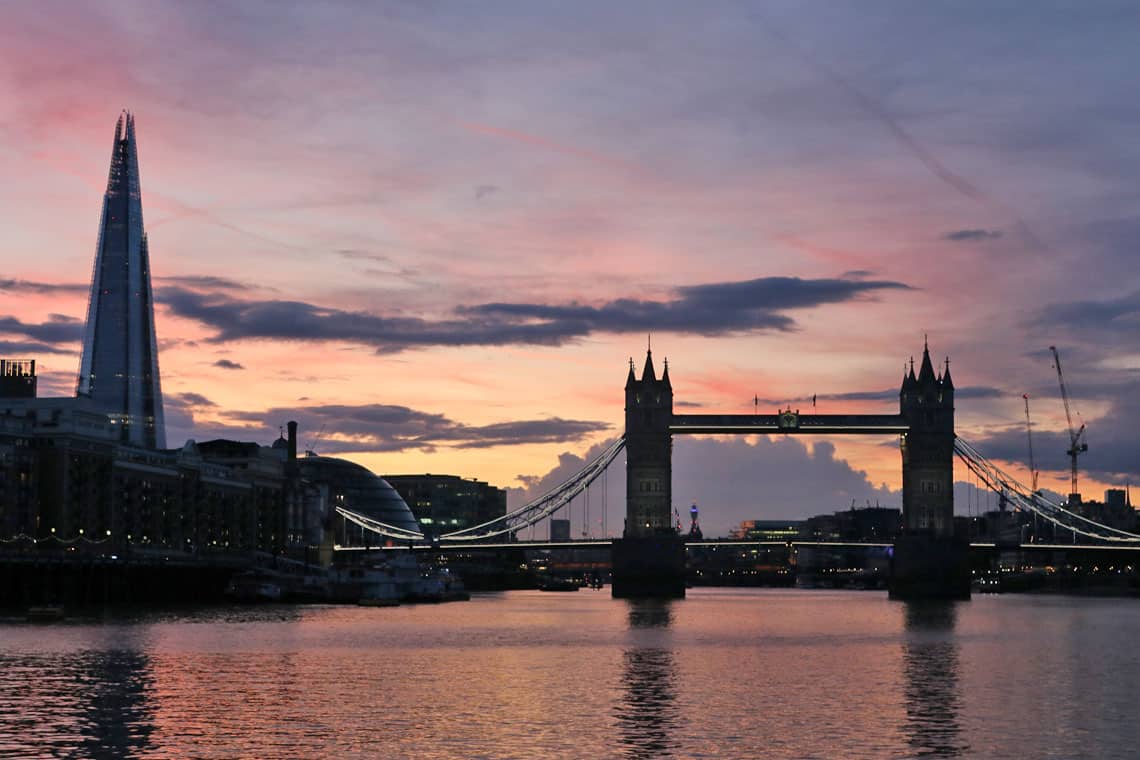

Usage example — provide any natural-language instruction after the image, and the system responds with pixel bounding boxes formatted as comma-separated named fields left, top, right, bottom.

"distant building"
left=731, top=520, right=803, bottom=541
left=730, top=505, right=900, bottom=545
left=385, top=474, right=507, bottom=536
left=803, top=506, right=902, bottom=543
left=0, top=398, right=287, bottom=553
left=961, top=509, right=1025, bottom=544
left=0, top=360, right=36, bottom=399
left=0, top=386, right=419, bottom=556
left=1074, top=496, right=1136, bottom=534
left=549, top=518, right=571, bottom=541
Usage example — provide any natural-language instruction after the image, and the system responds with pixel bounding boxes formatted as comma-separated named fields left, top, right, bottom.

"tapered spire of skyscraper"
left=76, top=112, right=166, bottom=448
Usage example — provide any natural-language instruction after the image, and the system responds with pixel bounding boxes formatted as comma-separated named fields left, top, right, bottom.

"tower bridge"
left=614, top=339, right=960, bottom=599
left=337, top=339, right=1140, bottom=600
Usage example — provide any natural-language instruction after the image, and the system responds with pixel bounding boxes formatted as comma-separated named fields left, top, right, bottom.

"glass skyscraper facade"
left=76, top=112, right=166, bottom=449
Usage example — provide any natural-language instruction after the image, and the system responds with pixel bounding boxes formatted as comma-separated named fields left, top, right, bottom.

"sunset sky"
left=3, top=1, right=1138, bottom=535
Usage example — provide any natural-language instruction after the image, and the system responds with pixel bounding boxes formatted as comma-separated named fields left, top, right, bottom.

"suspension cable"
left=955, top=437, right=1140, bottom=542
left=440, top=437, right=626, bottom=541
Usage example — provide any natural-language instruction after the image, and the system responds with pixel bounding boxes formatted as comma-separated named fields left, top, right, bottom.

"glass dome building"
left=297, top=455, right=421, bottom=544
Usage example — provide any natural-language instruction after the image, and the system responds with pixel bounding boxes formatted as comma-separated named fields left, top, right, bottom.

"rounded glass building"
left=298, top=455, right=421, bottom=543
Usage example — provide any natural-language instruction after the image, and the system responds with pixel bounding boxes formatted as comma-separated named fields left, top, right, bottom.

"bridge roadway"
left=335, top=539, right=1140, bottom=553
left=670, top=413, right=909, bottom=435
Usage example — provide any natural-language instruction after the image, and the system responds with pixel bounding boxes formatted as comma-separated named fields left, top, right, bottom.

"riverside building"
left=384, top=474, right=507, bottom=536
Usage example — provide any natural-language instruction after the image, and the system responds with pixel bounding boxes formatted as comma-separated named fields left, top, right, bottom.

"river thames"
left=2, top=589, right=1139, bottom=759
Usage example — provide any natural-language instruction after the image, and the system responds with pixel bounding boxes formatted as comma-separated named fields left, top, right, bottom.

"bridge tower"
left=891, top=339, right=970, bottom=599
left=900, top=340, right=955, bottom=536
left=624, top=348, right=673, bottom=535
left=612, top=347, right=686, bottom=598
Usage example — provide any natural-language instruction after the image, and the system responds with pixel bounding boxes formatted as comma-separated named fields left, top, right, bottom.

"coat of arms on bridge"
left=778, top=409, right=799, bottom=429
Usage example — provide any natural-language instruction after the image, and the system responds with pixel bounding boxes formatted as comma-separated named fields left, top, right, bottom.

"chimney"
left=287, top=420, right=298, bottom=463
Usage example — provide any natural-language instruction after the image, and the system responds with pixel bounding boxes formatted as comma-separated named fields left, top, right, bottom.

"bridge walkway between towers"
left=670, top=413, right=909, bottom=435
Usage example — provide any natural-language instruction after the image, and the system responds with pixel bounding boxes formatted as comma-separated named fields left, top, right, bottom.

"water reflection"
left=902, top=601, right=967, bottom=757
left=627, top=599, right=674, bottom=629
left=616, top=601, right=679, bottom=757
left=0, top=636, right=155, bottom=757
left=76, top=646, right=156, bottom=757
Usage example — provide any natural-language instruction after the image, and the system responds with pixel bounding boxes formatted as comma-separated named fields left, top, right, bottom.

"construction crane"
left=1022, top=393, right=1039, bottom=493
left=1049, top=346, right=1087, bottom=503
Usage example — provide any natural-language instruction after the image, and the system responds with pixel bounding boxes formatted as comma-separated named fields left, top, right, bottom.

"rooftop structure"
left=0, top=360, right=36, bottom=398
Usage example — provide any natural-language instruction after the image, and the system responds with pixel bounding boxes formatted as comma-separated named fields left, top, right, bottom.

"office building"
left=76, top=112, right=166, bottom=449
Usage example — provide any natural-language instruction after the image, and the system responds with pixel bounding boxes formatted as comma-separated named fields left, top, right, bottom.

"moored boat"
left=538, top=576, right=580, bottom=592
left=225, top=571, right=284, bottom=602
left=333, top=554, right=469, bottom=604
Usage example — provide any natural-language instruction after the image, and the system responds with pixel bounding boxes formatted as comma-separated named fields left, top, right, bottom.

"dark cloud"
left=173, top=392, right=217, bottom=408
left=0, top=340, right=76, bottom=355
left=472, top=277, right=912, bottom=335
left=156, top=275, right=251, bottom=291
left=213, top=359, right=245, bottom=370
left=0, top=314, right=84, bottom=344
left=156, top=275, right=911, bottom=352
left=449, top=419, right=609, bottom=449
left=1037, top=291, right=1140, bottom=335
left=943, top=229, right=1003, bottom=242
left=209, top=403, right=610, bottom=454
left=161, top=392, right=220, bottom=444
left=474, top=184, right=499, bottom=200
left=335, top=249, right=392, bottom=264
left=0, top=279, right=86, bottom=294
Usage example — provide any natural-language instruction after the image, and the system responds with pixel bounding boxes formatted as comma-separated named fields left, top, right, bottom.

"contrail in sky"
left=757, top=17, right=1050, bottom=252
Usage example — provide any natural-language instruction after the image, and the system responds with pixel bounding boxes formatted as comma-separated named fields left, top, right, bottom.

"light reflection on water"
left=616, top=601, right=678, bottom=757
left=2, top=591, right=1140, bottom=759
left=901, top=602, right=965, bottom=758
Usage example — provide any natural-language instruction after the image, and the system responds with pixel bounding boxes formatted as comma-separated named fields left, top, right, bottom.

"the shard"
left=76, top=112, right=166, bottom=448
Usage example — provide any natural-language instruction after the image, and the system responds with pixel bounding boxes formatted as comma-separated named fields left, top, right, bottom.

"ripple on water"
left=2, top=591, right=1140, bottom=759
